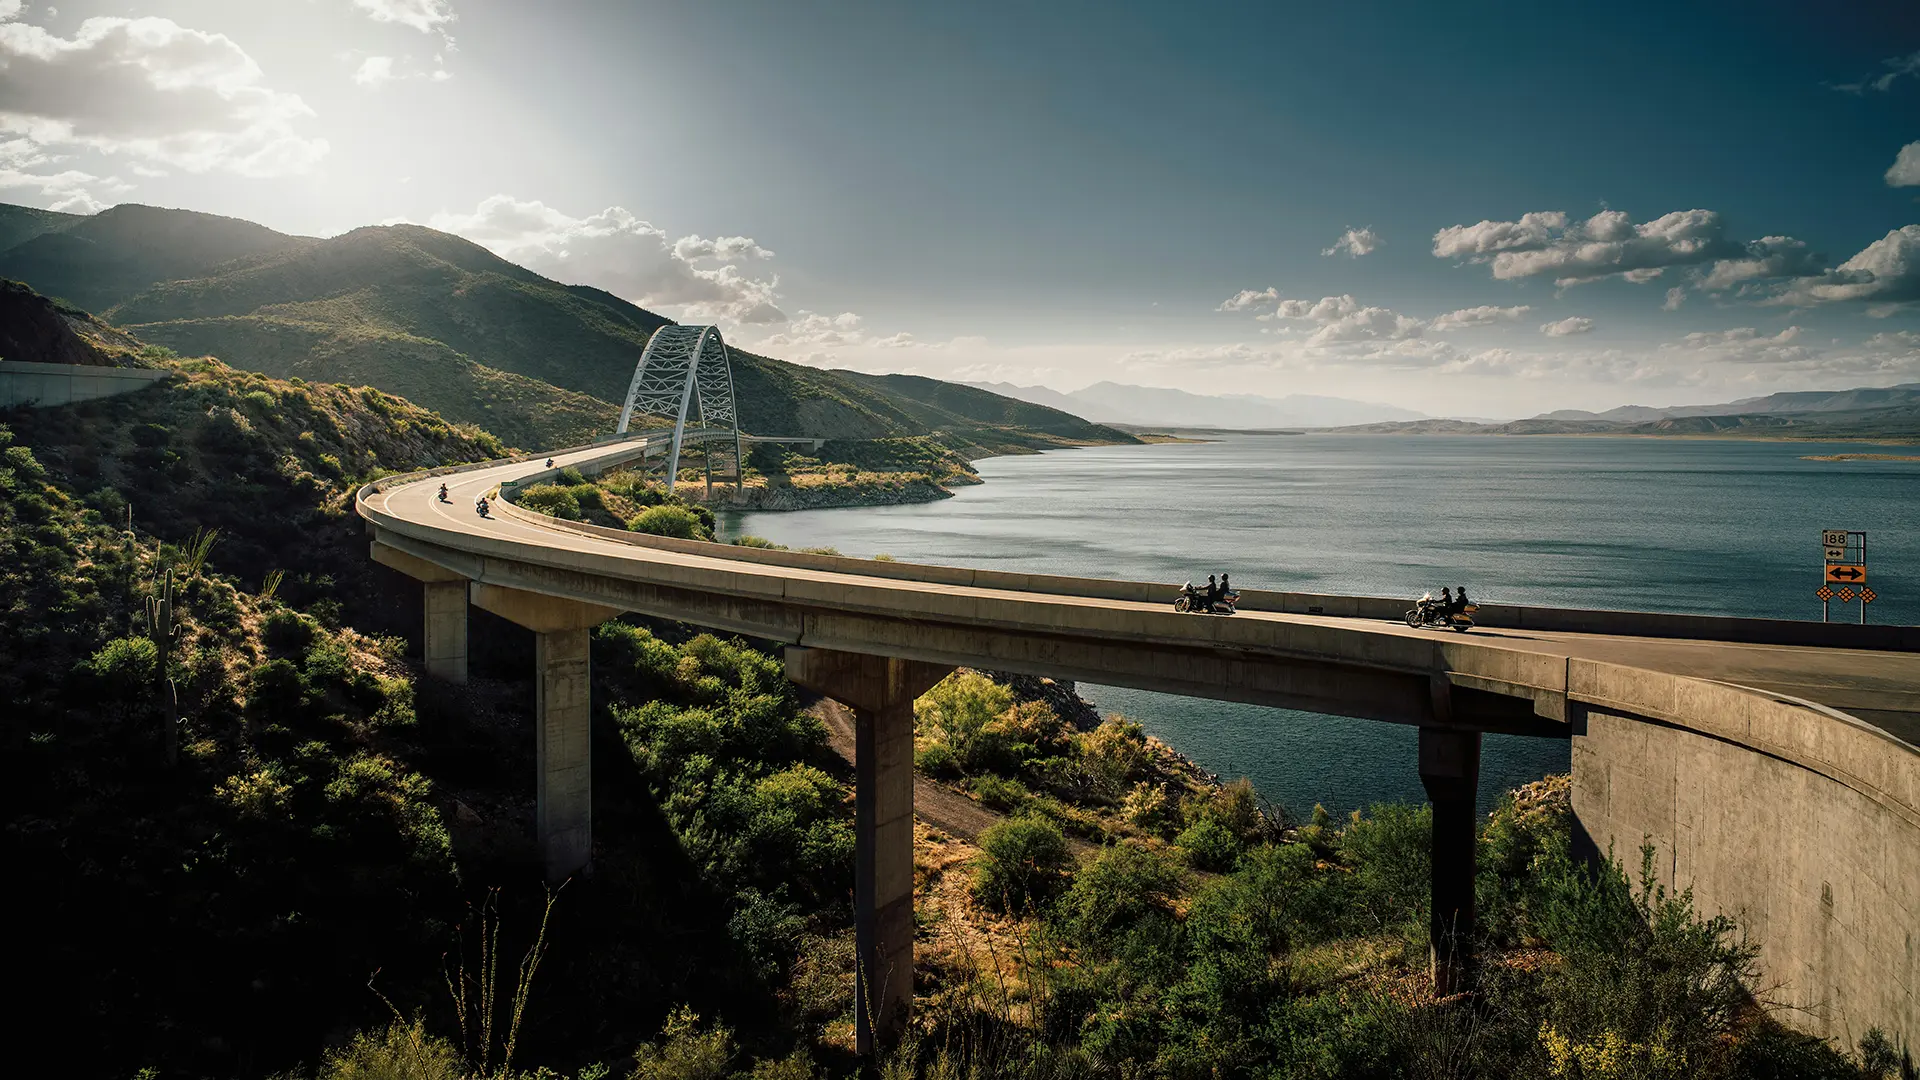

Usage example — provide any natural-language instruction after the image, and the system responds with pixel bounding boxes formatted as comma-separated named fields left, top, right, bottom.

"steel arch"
left=615, top=325, right=743, bottom=490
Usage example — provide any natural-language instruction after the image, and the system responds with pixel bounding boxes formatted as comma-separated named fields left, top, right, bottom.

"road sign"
left=1816, top=585, right=1835, bottom=601
left=1824, top=544, right=1847, bottom=562
left=1823, top=529, right=1848, bottom=548
left=1838, top=587, right=1856, bottom=602
left=1861, top=587, right=1877, bottom=605
left=1825, top=564, right=1868, bottom=583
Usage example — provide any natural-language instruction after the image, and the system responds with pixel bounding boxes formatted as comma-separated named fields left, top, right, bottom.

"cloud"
left=1699, top=235, right=1828, bottom=292
left=1772, top=225, right=1920, bottom=306
left=1230, top=292, right=1424, bottom=345
left=1540, top=316, right=1594, bottom=337
left=351, top=52, right=451, bottom=87
left=1434, top=208, right=1747, bottom=287
left=0, top=11, right=327, bottom=177
left=1831, top=49, right=1920, bottom=94
left=1663, top=287, right=1686, bottom=311
left=1217, top=287, right=1279, bottom=313
left=1321, top=226, right=1380, bottom=258
left=1429, top=304, right=1530, bottom=331
left=428, top=195, right=786, bottom=323
left=350, top=0, right=454, bottom=35
left=1888, top=141, right=1920, bottom=188
left=672, top=234, right=773, bottom=261
left=0, top=134, right=125, bottom=210
left=1663, top=326, right=1810, bottom=368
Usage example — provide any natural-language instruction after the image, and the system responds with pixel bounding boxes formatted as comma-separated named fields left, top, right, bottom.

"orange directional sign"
left=1824, top=564, right=1867, bottom=584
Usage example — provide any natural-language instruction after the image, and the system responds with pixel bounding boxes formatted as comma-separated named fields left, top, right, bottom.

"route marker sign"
left=1818, top=529, right=1870, bottom=624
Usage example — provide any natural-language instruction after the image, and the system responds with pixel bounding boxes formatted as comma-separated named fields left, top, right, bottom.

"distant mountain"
left=0, top=202, right=84, bottom=254
left=965, top=380, right=1426, bottom=429
left=0, top=203, right=309, bottom=313
left=0, top=201, right=1131, bottom=452
left=1329, top=405, right=1920, bottom=441
left=1536, top=384, right=1920, bottom=424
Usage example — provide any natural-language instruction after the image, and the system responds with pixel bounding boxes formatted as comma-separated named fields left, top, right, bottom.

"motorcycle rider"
left=1435, top=587, right=1452, bottom=619
left=1205, top=574, right=1219, bottom=608
left=437, top=483, right=449, bottom=501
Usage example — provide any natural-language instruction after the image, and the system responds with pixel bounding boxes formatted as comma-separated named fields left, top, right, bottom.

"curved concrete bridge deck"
left=359, top=434, right=1919, bottom=1054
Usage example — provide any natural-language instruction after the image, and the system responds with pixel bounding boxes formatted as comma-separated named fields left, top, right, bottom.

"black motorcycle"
left=1405, top=592, right=1475, bottom=632
left=1174, top=582, right=1239, bottom=615
left=475, top=498, right=491, bottom=519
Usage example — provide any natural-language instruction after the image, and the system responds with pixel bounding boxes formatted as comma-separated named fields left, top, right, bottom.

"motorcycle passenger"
left=1453, top=587, right=1471, bottom=616
left=1219, top=573, right=1232, bottom=598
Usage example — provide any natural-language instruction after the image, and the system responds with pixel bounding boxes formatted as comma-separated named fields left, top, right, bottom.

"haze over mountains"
left=966, top=380, right=1428, bottom=429
left=0, top=202, right=1132, bottom=452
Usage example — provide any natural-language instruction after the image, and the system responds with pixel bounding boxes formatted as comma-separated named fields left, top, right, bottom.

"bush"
left=518, top=483, right=582, bottom=520
left=973, top=815, right=1073, bottom=912
left=1053, top=841, right=1184, bottom=954
left=1176, top=816, right=1242, bottom=872
left=629, top=504, right=709, bottom=540
left=630, top=1007, right=734, bottom=1080
left=967, top=773, right=1033, bottom=813
left=84, top=636, right=159, bottom=702
left=310, top=1019, right=464, bottom=1080
left=263, top=610, right=316, bottom=654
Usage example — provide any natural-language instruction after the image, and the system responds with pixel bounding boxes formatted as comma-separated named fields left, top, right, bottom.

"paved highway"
left=362, top=437, right=1920, bottom=747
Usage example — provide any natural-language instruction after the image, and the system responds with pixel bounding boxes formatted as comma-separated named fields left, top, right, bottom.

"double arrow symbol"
left=1825, top=565, right=1866, bottom=583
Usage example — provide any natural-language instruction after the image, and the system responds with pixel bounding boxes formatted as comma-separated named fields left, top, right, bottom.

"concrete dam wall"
left=0, top=359, right=170, bottom=409
left=1572, top=673, right=1918, bottom=1050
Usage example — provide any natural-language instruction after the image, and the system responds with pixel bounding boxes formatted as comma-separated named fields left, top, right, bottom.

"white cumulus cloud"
left=428, top=195, right=786, bottom=324
left=350, top=0, right=454, bottom=35
left=1663, top=286, right=1686, bottom=311
left=0, top=10, right=327, bottom=177
left=1888, top=141, right=1920, bottom=188
left=1540, top=316, right=1594, bottom=337
left=1322, top=226, right=1380, bottom=258
left=1435, top=208, right=1745, bottom=287
left=1773, top=225, right=1920, bottom=307
left=1429, top=304, right=1531, bottom=331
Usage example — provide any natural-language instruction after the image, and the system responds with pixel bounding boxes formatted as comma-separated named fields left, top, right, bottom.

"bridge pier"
left=1419, top=726, right=1481, bottom=995
left=786, top=647, right=953, bottom=1056
left=370, top=542, right=471, bottom=683
left=473, top=584, right=621, bottom=882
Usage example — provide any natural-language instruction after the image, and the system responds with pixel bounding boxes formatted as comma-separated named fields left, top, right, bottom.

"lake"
left=725, top=435, right=1920, bottom=816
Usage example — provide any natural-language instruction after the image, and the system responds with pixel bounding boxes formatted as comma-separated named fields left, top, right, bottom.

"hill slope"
left=0, top=203, right=310, bottom=312
left=0, top=202, right=1133, bottom=453
left=0, top=201, right=85, bottom=252
left=0, top=278, right=146, bottom=367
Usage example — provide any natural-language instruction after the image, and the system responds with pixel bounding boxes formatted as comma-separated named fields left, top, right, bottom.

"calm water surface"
left=727, top=435, right=1920, bottom=816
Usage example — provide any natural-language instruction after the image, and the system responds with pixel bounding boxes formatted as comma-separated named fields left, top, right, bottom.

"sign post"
left=1819, top=529, right=1869, bottom=624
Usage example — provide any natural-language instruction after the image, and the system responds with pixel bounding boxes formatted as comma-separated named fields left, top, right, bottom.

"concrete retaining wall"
left=0, top=359, right=171, bottom=409
left=1574, top=697, right=1918, bottom=1050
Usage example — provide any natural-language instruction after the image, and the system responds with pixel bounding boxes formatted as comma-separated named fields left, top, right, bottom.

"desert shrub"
left=629, top=504, right=709, bottom=539
left=630, top=1007, right=734, bottom=1080
left=730, top=534, right=786, bottom=549
left=973, top=815, right=1073, bottom=912
left=517, top=484, right=582, bottom=520
left=1175, top=816, right=1241, bottom=873
left=914, top=740, right=961, bottom=777
left=967, top=773, right=1033, bottom=813
left=1052, top=842, right=1184, bottom=957
left=308, top=1019, right=464, bottom=1080
left=914, top=670, right=1012, bottom=767
left=1335, top=802, right=1432, bottom=938
left=83, top=636, right=159, bottom=703
left=1078, top=715, right=1151, bottom=792
left=1121, top=782, right=1172, bottom=830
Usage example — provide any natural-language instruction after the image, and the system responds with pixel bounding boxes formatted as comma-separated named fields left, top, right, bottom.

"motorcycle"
left=437, top=485, right=450, bottom=503
left=1174, top=582, right=1239, bottom=615
left=475, top=498, right=491, bottom=519
left=1405, top=592, right=1476, bottom=632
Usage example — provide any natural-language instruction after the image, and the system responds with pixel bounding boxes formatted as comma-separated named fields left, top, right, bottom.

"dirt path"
left=811, top=699, right=1007, bottom=842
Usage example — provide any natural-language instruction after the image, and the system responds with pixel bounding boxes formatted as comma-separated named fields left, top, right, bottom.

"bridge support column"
left=423, top=580, right=469, bottom=683
left=472, top=584, right=621, bottom=882
left=786, top=647, right=953, bottom=1056
left=370, top=541, right=471, bottom=683
left=1420, top=726, right=1481, bottom=996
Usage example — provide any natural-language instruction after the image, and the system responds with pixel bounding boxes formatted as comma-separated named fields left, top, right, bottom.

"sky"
left=2, top=0, right=1919, bottom=417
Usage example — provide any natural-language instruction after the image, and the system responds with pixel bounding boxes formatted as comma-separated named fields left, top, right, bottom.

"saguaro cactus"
left=145, top=568, right=182, bottom=765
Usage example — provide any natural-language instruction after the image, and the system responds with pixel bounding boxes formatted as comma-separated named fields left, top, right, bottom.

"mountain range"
left=0, top=201, right=1132, bottom=453
left=1534, top=384, right=1920, bottom=423
left=964, top=380, right=1427, bottom=429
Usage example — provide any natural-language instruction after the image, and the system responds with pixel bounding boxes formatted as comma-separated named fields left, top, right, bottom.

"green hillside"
left=0, top=203, right=310, bottom=312
left=0, top=201, right=84, bottom=252
left=0, top=201, right=1133, bottom=453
